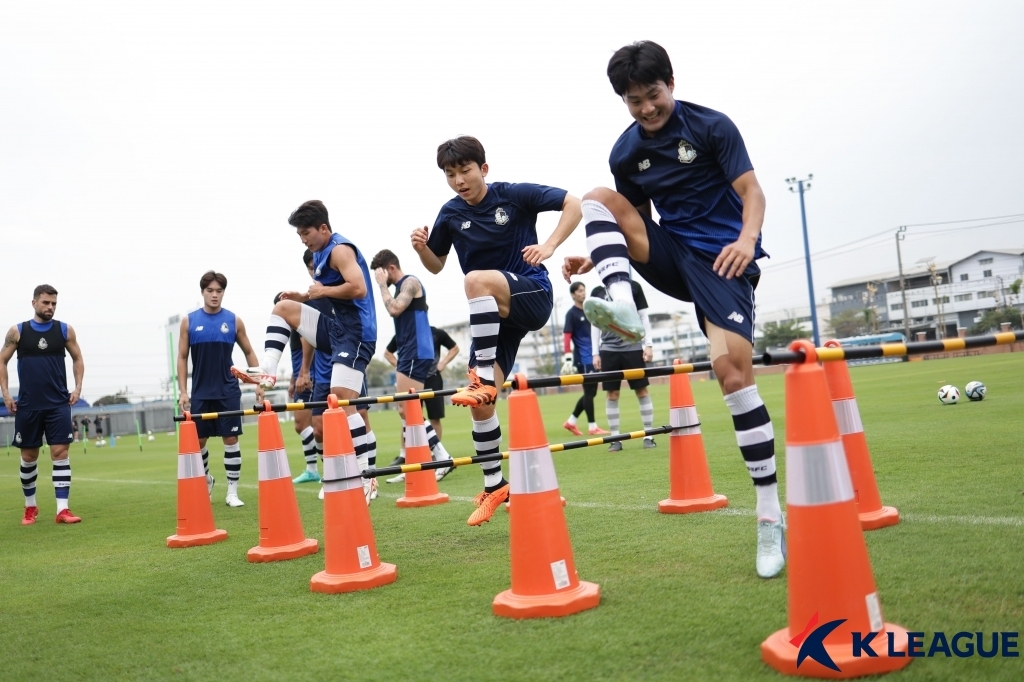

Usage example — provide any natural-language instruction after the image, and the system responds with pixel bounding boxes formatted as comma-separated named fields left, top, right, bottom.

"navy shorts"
left=422, top=372, right=445, bottom=421
left=396, top=357, right=433, bottom=384
left=294, top=388, right=313, bottom=403
left=310, top=314, right=374, bottom=376
left=631, top=215, right=759, bottom=343
left=192, top=397, right=243, bottom=439
left=14, top=405, right=73, bottom=449
left=311, top=379, right=369, bottom=417
left=469, top=272, right=553, bottom=378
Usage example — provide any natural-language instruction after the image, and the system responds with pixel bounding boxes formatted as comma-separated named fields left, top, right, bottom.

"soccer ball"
left=965, top=381, right=987, bottom=401
left=147, top=435, right=156, bottom=442
left=937, top=385, right=960, bottom=405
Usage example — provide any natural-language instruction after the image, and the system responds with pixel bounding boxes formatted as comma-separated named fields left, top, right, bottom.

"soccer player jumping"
left=562, top=41, right=785, bottom=578
left=413, top=136, right=581, bottom=526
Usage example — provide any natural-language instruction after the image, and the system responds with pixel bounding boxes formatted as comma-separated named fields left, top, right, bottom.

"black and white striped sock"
left=724, top=385, right=782, bottom=521
left=469, top=296, right=500, bottom=385
left=20, top=456, right=37, bottom=507
left=314, top=439, right=323, bottom=462
left=425, top=423, right=451, bottom=462
left=583, top=200, right=632, bottom=298
left=224, top=443, right=241, bottom=495
left=366, top=428, right=377, bottom=469
left=300, top=426, right=317, bottom=473
left=473, top=415, right=505, bottom=492
left=638, top=394, right=654, bottom=435
left=53, top=457, right=71, bottom=512
left=261, top=314, right=290, bottom=375
left=606, top=397, right=620, bottom=435
left=348, top=413, right=368, bottom=471
left=201, top=446, right=210, bottom=476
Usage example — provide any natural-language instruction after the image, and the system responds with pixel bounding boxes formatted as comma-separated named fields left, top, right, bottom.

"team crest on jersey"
left=220, top=323, right=229, bottom=334
left=638, top=159, right=651, bottom=171
left=37, top=338, right=48, bottom=350
left=678, top=140, right=697, bottom=163
left=460, top=221, right=471, bottom=230
left=494, top=208, right=509, bottom=226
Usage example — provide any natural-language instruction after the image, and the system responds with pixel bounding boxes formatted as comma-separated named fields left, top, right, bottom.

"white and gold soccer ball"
left=965, top=381, right=986, bottom=401
left=937, top=385, right=960, bottom=405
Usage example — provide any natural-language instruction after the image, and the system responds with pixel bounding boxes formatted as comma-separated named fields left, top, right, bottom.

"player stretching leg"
left=1, top=285, right=85, bottom=524
left=561, top=281, right=609, bottom=437
left=413, top=137, right=581, bottom=526
left=178, top=272, right=262, bottom=507
left=234, top=201, right=379, bottom=505
left=563, top=41, right=784, bottom=578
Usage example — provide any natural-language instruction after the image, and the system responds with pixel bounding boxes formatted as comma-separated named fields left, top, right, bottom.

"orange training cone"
left=311, top=396, right=396, bottom=593
left=659, top=361, right=728, bottom=513
left=492, top=374, right=600, bottom=619
left=761, top=340, right=910, bottom=678
left=396, top=393, right=449, bottom=508
left=823, top=340, right=899, bottom=531
left=167, top=414, right=228, bottom=548
left=247, top=401, right=318, bottom=563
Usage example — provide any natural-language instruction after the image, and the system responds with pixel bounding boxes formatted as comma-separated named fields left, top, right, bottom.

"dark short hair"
left=607, top=41, right=674, bottom=96
left=288, top=200, right=331, bottom=231
left=436, top=136, right=486, bottom=170
left=302, top=249, right=314, bottom=268
left=273, top=292, right=284, bottom=304
left=33, top=284, right=58, bottom=299
left=569, top=281, right=585, bottom=295
left=369, top=249, right=400, bottom=271
left=199, top=271, right=227, bottom=290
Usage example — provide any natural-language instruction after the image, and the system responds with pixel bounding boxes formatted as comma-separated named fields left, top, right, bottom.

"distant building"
left=828, top=248, right=1024, bottom=339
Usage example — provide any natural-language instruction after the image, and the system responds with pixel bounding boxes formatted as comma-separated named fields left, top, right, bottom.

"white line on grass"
left=3, top=475, right=1022, bottom=527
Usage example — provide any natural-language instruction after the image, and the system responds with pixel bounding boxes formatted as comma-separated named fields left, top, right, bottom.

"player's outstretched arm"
left=714, top=170, right=765, bottom=280
left=296, top=338, right=314, bottom=394
left=522, top=194, right=583, bottom=266
left=234, top=317, right=265, bottom=401
left=383, top=349, right=398, bottom=368
left=412, top=227, right=445, bottom=274
left=437, top=342, right=459, bottom=373
left=177, top=316, right=192, bottom=411
left=376, top=270, right=419, bottom=317
left=309, top=245, right=367, bottom=301
left=65, top=325, right=85, bottom=405
left=0, top=325, right=19, bottom=413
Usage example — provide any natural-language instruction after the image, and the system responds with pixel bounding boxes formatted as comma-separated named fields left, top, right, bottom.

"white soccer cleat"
left=756, top=517, right=787, bottom=579
left=225, top=493, right=245, bottom=508
left=386, top=472, right=405, bottom=484
left=364, top=477, right=378, bottom=505
left=206, top=474, right=215, bottom=500
left=583, top=297, right=645, bottom=344
left=317, top=486, right=324, bottom=500
left=230, top=366, right=277, bottom=389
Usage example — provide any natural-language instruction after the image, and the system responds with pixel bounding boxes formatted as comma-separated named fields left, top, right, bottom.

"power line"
left=901, top=213, right=1024, bottom=228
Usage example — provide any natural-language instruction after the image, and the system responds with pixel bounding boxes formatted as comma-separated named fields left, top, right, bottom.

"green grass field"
left=2, top=352, right=1022, bottom=681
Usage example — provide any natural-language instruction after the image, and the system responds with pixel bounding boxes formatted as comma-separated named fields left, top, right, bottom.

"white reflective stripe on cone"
left=405, top=424, right=429, bottom=448
left=177, top=452, right=204, bottom=479
left=786, top=441, right=854, bottom=506
left=670, top=406, right=700, bottom=435
left=323, top=453, right=363, bottom=493
left=832, top=398, right=864, bottom=436
left=509, top=446, right=559, bottom=495
left=257, top=448, right=291, bottom=481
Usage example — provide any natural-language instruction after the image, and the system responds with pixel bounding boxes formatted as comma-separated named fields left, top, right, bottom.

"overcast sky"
left=2, top=1, right=1022, bottom=401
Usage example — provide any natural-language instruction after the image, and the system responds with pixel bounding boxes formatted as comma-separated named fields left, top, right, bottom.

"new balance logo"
left=195, top=326, right=204, bottom=331
left=231, top=427, right=238, bottom=432
left=460, top=221, right=471, bottom=230
left=727, top=312, right=745, bottom=324
left=638, top=159, right=651, bottom=171
left=339, top=352, right=350, bottom=358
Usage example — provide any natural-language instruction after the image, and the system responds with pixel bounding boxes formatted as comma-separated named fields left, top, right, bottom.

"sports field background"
left=1, top=352, right=1022, bottom=681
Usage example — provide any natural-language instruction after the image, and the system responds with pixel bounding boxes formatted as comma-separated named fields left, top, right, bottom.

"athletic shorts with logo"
left=191, top=398, right=243, bottom=439
left=631, top=214, right=759, bottom=342
left=422, top=372, right=445, bottom=421
left=599, top=351, right=649, bottom=391
left=13, top=405, right=73, bottom=449
left=297, top=305, right=375, bottom=378
left=468, top=271, right=553, bottom=377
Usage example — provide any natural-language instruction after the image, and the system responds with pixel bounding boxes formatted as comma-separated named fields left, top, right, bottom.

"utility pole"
left=895, top=226, right=911, bottom=341
left=786, top=175, right=820, bottom=346
left=925, top=260, right=946, bottom=339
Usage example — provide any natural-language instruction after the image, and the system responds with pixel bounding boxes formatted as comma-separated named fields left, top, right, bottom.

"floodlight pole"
left=787, top=175, right=820, bottom=346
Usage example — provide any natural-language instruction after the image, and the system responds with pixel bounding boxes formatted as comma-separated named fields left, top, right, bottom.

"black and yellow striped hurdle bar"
left=174, top=380, right=515, bottom=422
left=510, top=330, right=1024, bottom=391
left=320, top=424, right=679, bottom=484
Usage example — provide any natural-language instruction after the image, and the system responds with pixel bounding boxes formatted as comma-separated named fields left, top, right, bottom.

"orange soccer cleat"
left=467, top=484, right=510, bottom=526
left=22, top=506, right=39, bottom=526
left=563, top=421, right=583, bottom=436
left=55, top=509, right=82, bottom=524
left=451, top=368, right=497, bottom=407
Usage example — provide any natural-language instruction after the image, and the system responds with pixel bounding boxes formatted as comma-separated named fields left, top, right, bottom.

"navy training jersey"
left=428, top=181, right=567, bottom=293
left=563, top=306, right=593, bottom=366
left=187, top=308, right=241, bottom=400
left=312, top=232, right=377, bottom=344
left=609, top=100, right=766, bottom=259
left=291, top=299, right=335, bottom=385
left=393, top=275, right=433, bottom=362
left=15, top=320, right=69, bottom=410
